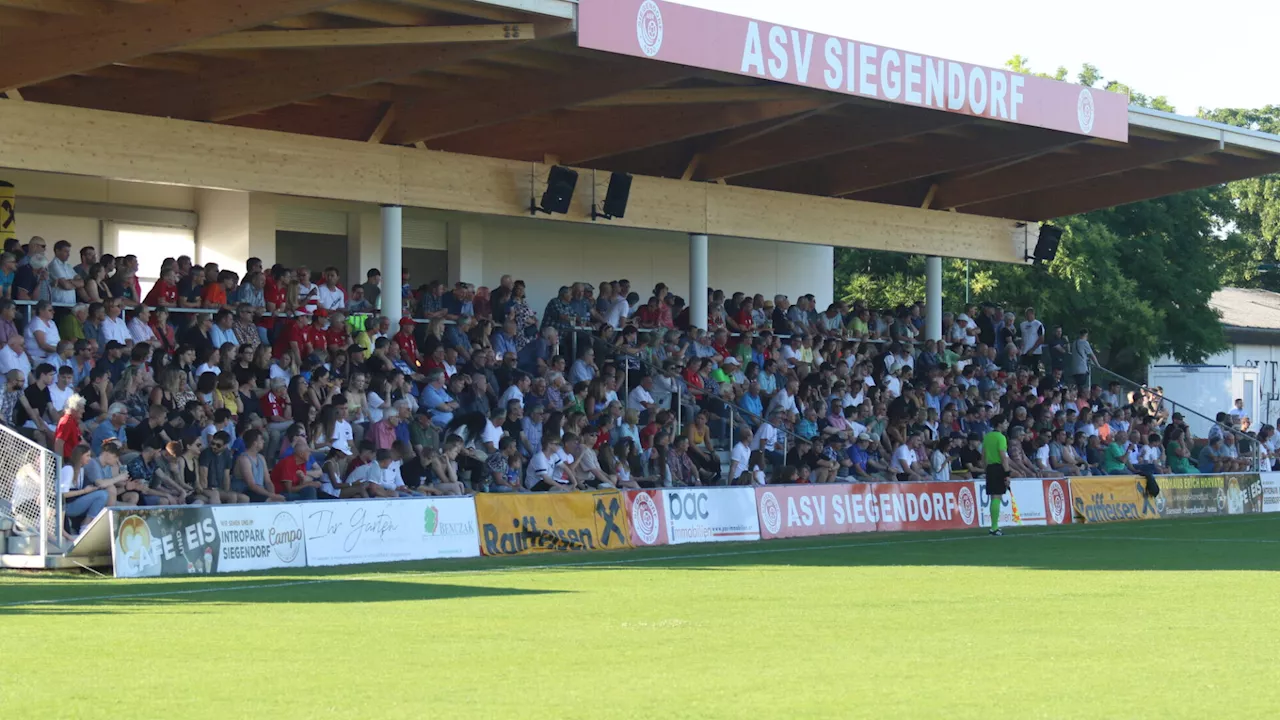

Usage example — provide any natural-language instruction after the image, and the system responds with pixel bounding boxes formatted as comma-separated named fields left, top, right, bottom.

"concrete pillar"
left=925, top=255, right=943, bottom=341
left=347, top=211, right=382, bottom=300
left=381, top=205, right=402, bottom=327
left=689, top=233, right=708, bottom=330
left=194, top=189, right=275, bottom=270
left=446, top=220, right=484, bottom=287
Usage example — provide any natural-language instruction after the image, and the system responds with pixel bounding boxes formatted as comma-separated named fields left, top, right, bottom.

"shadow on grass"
left=7, top=516, right=1279, bottom=598
left=0, top=579, right=565, bottom=614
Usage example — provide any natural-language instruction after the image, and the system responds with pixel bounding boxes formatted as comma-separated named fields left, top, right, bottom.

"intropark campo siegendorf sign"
left=579, top=0, right=1129, bottom=142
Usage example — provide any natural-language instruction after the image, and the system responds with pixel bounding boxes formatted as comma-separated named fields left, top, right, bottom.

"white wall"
left=1, top=169, right=837, bottom=317
left=20, top=213, right=100, bottom=249
left=0, top=169, right=195, bottom=210
left=476, top=215, right=834, bottom=313
left=1152, top=342, right=1280, bottom=431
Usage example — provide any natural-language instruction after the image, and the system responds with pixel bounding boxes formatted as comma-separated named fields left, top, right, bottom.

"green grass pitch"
left=4, top=515, right=1279, bottom=719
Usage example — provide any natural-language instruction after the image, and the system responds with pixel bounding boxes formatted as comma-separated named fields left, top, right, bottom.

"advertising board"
left=757, top=482, right=979, bottom=539
left=303, top=497, right=479, bottom=567
left=476, top=490, right=631, bottom=556
left=662, top=487, right=759, bottom=544
left=112, top=504, right=307, bottom=578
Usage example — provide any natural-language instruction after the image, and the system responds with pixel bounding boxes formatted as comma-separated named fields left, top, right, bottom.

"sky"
left=672, top=0, right=1278, bottom=115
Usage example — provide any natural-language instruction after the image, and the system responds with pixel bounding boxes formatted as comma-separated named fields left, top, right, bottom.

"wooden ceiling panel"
left=0, top=0, right=343, bottom=91
left=431, top=99, right=827, bottom=164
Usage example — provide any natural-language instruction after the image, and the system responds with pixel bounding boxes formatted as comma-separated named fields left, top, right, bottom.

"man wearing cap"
left=392, top=316, right=421, bottom=367
left=276, top=311, right=314, bottom=368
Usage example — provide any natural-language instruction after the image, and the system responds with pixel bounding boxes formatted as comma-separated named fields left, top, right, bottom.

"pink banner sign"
left=756, top=481, right=980, bottom=539
left=579, top=0, right=1129, bottom=142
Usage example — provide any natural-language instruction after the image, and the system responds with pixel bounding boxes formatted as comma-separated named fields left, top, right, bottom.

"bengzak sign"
left=756, top=482, right=979, bottom=539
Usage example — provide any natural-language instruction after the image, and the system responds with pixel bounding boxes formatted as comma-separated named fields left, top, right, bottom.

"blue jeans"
left=287, top=486, right=318, bottom=502
left=65, top=490, right=109, bottom=529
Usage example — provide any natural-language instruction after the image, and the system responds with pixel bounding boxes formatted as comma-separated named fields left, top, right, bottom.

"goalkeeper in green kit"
left=983, top=414, right=1012, bottom=536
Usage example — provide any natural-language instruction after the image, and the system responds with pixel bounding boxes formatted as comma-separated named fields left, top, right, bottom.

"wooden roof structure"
left=1, top=0, right=1278, bottom=225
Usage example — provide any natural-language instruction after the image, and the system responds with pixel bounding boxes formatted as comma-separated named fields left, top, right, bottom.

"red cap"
left=399, top=317, right=416, bottom=326
left=314, top=308, right=328, bottom=318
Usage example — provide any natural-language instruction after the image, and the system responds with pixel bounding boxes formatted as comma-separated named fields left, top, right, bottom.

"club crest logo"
left=957, top=486, right=976, bottom=525
left=636, top=0, right=664, bottom=57
left=631, top=492, right=661, bottom=545
left=1077, top=88, right=1096, bottom=134
left=759, top=491, right=781, bottom=534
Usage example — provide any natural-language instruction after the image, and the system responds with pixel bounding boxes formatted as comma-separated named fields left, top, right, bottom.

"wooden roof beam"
left=967, top=155, right=1280, bottom=221
left=822, top=127, right=1086, bottom=197
left=182, top=23, right=533, bottom=51
left=0, top=0, right=344, bottom=91
left=386, top=61, right=687, bottom=145
left=578, top=85, right=816, bottom=107
left=934, top=137, right=1224, bottom=210
left=392, top=0, right=529, bottom=22
left=431, top=98, right=827, bottom=164
left=695, top=108, right=971, bottom=182
left=23, top=41, right=520, bottom=121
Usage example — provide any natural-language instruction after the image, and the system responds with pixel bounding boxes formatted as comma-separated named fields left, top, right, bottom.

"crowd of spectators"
left=0, top=235, right=1270, bottom=537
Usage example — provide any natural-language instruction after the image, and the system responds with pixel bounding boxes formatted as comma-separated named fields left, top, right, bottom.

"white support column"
left=381, top=205, right=403, bottom=327
left=689, top=233, right=708, bottom=330
left=925, top=255, right=943, bottom=341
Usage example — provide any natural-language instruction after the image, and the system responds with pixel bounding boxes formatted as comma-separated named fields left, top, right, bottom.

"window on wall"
left=111, top=223, right=196, bottom=300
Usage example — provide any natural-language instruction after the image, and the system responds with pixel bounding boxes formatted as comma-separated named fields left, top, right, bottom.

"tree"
left=1199, top=106, right=1280, bottom=290
left=834, top=60, right=1235, bottom=379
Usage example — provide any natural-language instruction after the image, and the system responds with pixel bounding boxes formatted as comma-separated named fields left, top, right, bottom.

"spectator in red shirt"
left=143, top=267, right=179, bottom=308
left=303, top=310, right=329, bottom=358
left=262, top=266, right=290, bottom=330
left=728, top=297, right=755, bottom=333
left=53, top=392, right=85, bottom=460
left=636, top=297, right=661, bottom=329
left=270, top=440, right=322, bottom=501
left=367, top=410, right=400, bottom=450
left=260, top=378, right=293, bottom=459
left=653, top=284, right=675, bottom=329
left=393, top=317, right=420, bottom=367
left=325, top=309, right=350, bottom=353
left=276, top=313, right=314, bottom=366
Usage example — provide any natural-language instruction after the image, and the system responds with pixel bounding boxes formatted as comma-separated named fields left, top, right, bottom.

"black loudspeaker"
left=601, top=172, right=633, bottom=219
left=1033, top=224, right=1062, bottom=264
left=538, top=166, right=578, bottom=214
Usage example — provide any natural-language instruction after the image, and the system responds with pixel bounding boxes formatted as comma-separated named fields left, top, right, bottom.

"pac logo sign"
left=667, top=491, right=709, bottom=521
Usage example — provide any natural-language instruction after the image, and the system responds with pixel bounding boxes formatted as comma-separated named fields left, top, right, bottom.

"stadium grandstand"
left=3, top=2, right=1280, bottom=717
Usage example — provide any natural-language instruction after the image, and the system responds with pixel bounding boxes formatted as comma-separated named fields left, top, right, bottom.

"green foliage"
left=1199, top=106, right=1280, bottom=290
left=834, top=59, right=1246, bottom=378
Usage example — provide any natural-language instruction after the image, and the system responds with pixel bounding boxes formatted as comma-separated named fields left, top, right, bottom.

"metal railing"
left=577, top=330, right=808, bottom=460
left=0, top=422, right=62, bottom=557
left=1091, top=363, right=1267, bottom=470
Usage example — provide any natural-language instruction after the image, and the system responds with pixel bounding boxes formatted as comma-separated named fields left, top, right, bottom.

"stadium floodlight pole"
left=380, top=205, right=403, bottom=328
